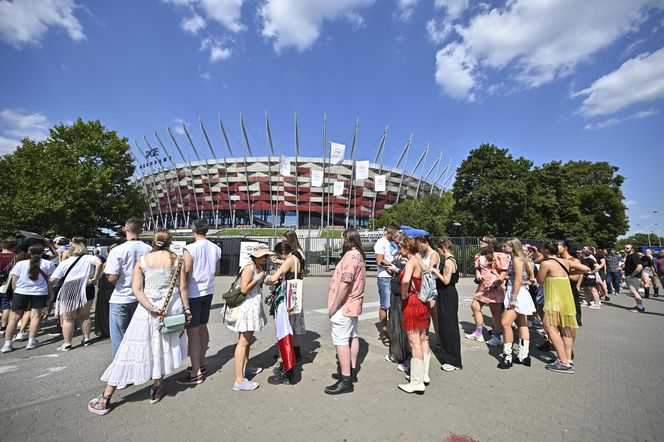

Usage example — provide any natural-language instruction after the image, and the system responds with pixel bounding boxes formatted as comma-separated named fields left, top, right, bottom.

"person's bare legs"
left=428, top=300, right=440, bottom=347
left=407, top=332, right=423, bottom=360
left=234, top=331, right=253, bottom=383
left=336, top=342, right=352, bottom=376
left=543, top=314, right=571, bottom=365
left=187, top=326, right=202, bottom=375
left=350, top=336, right=359, bottom=371
left=379, top=308, right=388, bottom=341
left=18, top=310, right=30, bottom=334
left=199, top=324, right=209, bottom=368
left=489, top=303, right=503, bottom=335
left=78, top=301, right=93, bottom=342
left=470, top=299, right=484, bottom=327
left=61, top=313, right=75, bottom=345
left=3, top=309, right=23, bottom=342
left=28, top=309, right=42, bottom=339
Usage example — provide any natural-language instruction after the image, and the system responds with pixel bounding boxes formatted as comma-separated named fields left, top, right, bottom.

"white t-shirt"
left=105, top=240, right=152, bottom=304
left=10, top=259, right=56, bottom=296
left=374, top=236, right=397, bottom=278
left=52, top=255, right=98, bottom=282
left=185, top=239, right=221, bottom=298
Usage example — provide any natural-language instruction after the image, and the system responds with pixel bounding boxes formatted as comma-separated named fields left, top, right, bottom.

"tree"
left=616, top=233, right=664, bottom=251
left=452, top=144, right=544, bottom=237
left=375, top=193, right=454, bottom=237
left=0, top=119, right=147, bottom=237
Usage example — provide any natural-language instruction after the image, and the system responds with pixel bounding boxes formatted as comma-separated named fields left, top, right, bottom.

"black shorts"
left=188, top=295, right=213, bottom=328
left=86, top=285, right=95, bottom=301
left=11, top=293, right=48, bottom=311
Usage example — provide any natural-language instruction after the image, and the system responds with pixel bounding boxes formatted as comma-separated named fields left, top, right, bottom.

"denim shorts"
left=0, top=291, right=11, bottom=310
left=377, top=277, right=391, bottom=310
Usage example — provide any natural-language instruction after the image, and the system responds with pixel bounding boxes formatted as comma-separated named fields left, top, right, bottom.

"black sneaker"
left=497, top=353, right=513, bottom=369
left=267, top=371, right=292, bottom=385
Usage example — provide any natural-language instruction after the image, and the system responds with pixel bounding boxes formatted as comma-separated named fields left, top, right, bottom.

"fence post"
left=326, top=234, right=330, bottom=271
left=461, top=236, right=467, bottom=277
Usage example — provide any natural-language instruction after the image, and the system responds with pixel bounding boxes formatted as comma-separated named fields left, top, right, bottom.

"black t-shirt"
left=582, top=257, right=597, bottom=278
left=624, top=253, right=642, bottom=277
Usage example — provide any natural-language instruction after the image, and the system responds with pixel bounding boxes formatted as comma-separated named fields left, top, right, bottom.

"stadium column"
left=219, top=116, right=237, bottom=227
left=371, top=127, right=388, bottom=224
left=240, top=114, right=254, bottom=226
left=265, top=113, right=276, bottom=227
left=201, top=119, right=232, bottom=228
left=345, top=120, right=359, bottom=229
left=144, top=137, right=176, bottom=228
left=394, top=135, right=412, bottom=204
left=294, top=113, right=300, bottom=229
left=183, top=123, right=216, bottom=227
left=134, top=142, right=165, bottom=229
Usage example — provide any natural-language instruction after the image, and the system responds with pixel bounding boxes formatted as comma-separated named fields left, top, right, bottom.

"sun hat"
left=249, top=244, right=274, bottom=258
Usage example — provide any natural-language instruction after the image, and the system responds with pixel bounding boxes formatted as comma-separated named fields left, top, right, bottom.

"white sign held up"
left=311, top=169, right=324, bottom=187
left=356, top=160, right=369, bottom=180
left=333, top=181, right=344, bottom=196
left=330, top=142, right=345, bottom=165
left=375, top=175, right=386, bottom=192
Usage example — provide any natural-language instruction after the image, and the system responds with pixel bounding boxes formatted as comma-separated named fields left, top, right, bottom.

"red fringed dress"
left=400, top=273, right=429, bottom=332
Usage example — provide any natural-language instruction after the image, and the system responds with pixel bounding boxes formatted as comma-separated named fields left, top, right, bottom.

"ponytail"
left=27, top=245, right=44, bottom=281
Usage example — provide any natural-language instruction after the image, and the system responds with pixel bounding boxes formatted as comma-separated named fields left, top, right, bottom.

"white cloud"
left=434, top=0, right=469, bottom=20
left=625, top=200, right=637, bottom=206
left=433, top=0, right=661, bottom=101
left=426, top=17, right=452, bottom=44
left=575, top=47, right=664, bottom=116
left=397, top=0, right=420, bottom=22
left=199, top=0, right=245, bottom=33
left=170, top=118, right=187, bottom=136
left=0, top=0, right=84, bottom=48
left=584, top=108, right=659, bottom=130
left=259, top=0, right=375, bottom=52
left=199, top=71, right=211, bottom=81
left=0, top=109, right=51, bottom=154
left=181, top=14, right=206, bottom=34
left=200, top=37, right=231, bottom=62
left=434, top=42, right=476, bottom=101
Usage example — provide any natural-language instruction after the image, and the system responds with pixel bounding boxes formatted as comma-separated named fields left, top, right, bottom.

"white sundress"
left=100, top=256, right=187, bottom=386
left=226, top=266, right=267, bottom=333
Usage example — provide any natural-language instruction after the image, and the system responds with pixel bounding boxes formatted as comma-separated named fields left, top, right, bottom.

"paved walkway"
left=0, top=277, right=663, bottom=441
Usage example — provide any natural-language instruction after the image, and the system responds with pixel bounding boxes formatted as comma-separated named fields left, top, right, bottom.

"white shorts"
left=330, top=309, right=358, bottom=346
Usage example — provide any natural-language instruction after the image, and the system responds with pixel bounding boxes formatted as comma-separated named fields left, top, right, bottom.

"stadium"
left=133, top=116, right=454, bottom=230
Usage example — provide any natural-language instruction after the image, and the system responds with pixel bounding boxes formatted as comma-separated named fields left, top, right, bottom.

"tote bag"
left=286, top=260, right=303, bottom=315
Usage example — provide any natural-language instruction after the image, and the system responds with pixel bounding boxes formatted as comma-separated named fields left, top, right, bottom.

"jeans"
left=109, top=302, right=138, bottom=359
left=377, top=277, right=391, bottom=310
left=607, top=271, right=622, bottom=294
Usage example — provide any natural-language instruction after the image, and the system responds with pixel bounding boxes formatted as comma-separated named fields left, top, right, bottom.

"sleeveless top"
left=508, top=258, right=529, bottom=287
left=140, top=255, right=179, bottom=300
left=436, top=256, right=459, bottom=289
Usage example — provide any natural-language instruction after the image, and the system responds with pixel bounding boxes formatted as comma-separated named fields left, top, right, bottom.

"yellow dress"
left=543, top=277, right=578, bottom=328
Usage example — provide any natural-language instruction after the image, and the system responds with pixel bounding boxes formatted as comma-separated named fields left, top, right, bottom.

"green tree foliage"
left=375, top=193, right=454, bottom=237
left=616, top=233, right=664, bottom=251
left=0, top=119, right=147, bottom=237
left=450, top=145, right=629, bottom=246
left=452, top=144, right=544, bottom=237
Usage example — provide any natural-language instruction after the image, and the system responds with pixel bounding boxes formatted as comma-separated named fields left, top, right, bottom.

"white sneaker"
left=233, top=378, right=259, bottom=391
left=13, top=332, right=28, bottom=342
left=25, top=339, right=41, bottom=350
left=397, top=359, right=410, bottom=373
left=441, top=364, right=460, bottom=372
left=1, top=342, right=12, bottom=353
left=57, top=343, right=72, bottom=352
left=486, top=336, right=503, bottom=346
left=464, top=332, right=485, bottom=342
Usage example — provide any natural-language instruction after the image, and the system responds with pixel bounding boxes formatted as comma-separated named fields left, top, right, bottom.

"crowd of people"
left=0, top=220, right=661, bottom=414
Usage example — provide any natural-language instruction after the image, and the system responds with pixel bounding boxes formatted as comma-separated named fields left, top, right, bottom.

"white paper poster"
left=311, top=169, right=324, bottom=187
left=170, top=241, right=187, bottom=256
left=333, top=181, right=344, bottom=196
left=239, top=241, right=260, bottom=269
left=375, top=175, right=386, bottom=192
left=330, top=142, right=345, bottom=165
left=279, top=155, right=291, bottom=176
left=356, top=160, right=369, bottom=180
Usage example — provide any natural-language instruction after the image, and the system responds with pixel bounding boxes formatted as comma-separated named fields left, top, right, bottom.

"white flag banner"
left=330, top=142, right=345, bottom=165
left=333, top=181, right=344, bottom=196
left=311, top=169, right=324, bottom=187
left=355, top=160, right=369, bottom=180
left=279, top=155, right=291, bottom=176
left=375, top=174, right=386, bottom=192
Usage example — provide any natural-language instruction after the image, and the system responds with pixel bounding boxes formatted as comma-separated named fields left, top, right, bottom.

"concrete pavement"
left=0, top=277, right=663, bottom=441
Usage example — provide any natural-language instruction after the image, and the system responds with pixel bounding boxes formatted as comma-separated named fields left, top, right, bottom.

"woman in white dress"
left=50, top=242, right=103, bottom=350
left=226, top=244, right=269, bottom=391
left=498, top=238, right=537, bottom=369
left=88, top=230, right=191, bottom=415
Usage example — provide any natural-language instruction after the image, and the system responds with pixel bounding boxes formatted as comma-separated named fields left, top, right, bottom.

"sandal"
left=88, top=394, right=111, bottom=415
left=149, top=385, right=165, bottom=404
left=380, top=335, right=391, bottom=347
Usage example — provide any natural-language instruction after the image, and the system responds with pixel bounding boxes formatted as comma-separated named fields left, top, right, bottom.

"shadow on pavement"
left=601, top=301, right=664, bottom=317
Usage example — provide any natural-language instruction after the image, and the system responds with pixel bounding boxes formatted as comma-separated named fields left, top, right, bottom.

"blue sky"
left=1, top=0, right=663, bottom=237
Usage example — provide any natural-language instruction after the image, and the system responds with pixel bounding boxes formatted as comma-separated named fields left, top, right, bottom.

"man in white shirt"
left=177, top=219, right=221, bottom=385
left=104, top=218, right=152, bottom=359
left=374, top=225, right=398, bottom=346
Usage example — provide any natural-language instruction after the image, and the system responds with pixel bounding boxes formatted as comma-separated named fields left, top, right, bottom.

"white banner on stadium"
left=279, top=155, right=291, bottom=176
left=311, top=169, right=324, bottom=187
left=330, top=142, right=345, bottom=165
left=355, top=160, right=369, bottom=180
left=333, top=181, right=344, bottom=196
left=375, top=175, right=386, bottom=192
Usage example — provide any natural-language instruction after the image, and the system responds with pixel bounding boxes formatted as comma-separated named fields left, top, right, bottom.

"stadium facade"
left=133, top=116, right=453, bottom=230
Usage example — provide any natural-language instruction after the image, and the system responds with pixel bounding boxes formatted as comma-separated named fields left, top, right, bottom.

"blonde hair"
left=505, top=237, right=527, bottom=263
left=69, top=242, right=89, bottom=256
left=152, top=229, right=172, bottom=251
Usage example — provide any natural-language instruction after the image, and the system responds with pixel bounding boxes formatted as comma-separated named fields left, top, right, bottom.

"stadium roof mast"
left=439, top=160, right=453, bottom=196
left=323, top=114, right=331, bottom=230
left=414, top=144, right=430, bottom=199
left=168, top=127, right=201, bottom=220
left=182, top=123, right=217, bottom=227
left=294, top=113, right=301, bottom=230
left=345, top=120, right=359, bottom=229
left=133, top=142, right=165, bottom=229
left=429, top=152, right=444, bottom=195
left=417, top=150, right=441, bottom=198
left=218, top=116, right=237, bottom=227
left=394, top=135, right=413, bottom=203
left=143, top=137, right=176, bottom=228
left=131, top=147, right=156, bottom=230
left=264, top=113, right=276, bottom=229
left=370, top=127, right=389, bottom=224
left=154, top=131, right=188, bottom=228
left=239, top=114, right=254, bottom=226
left=200, top=118, right=234, bottom=229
